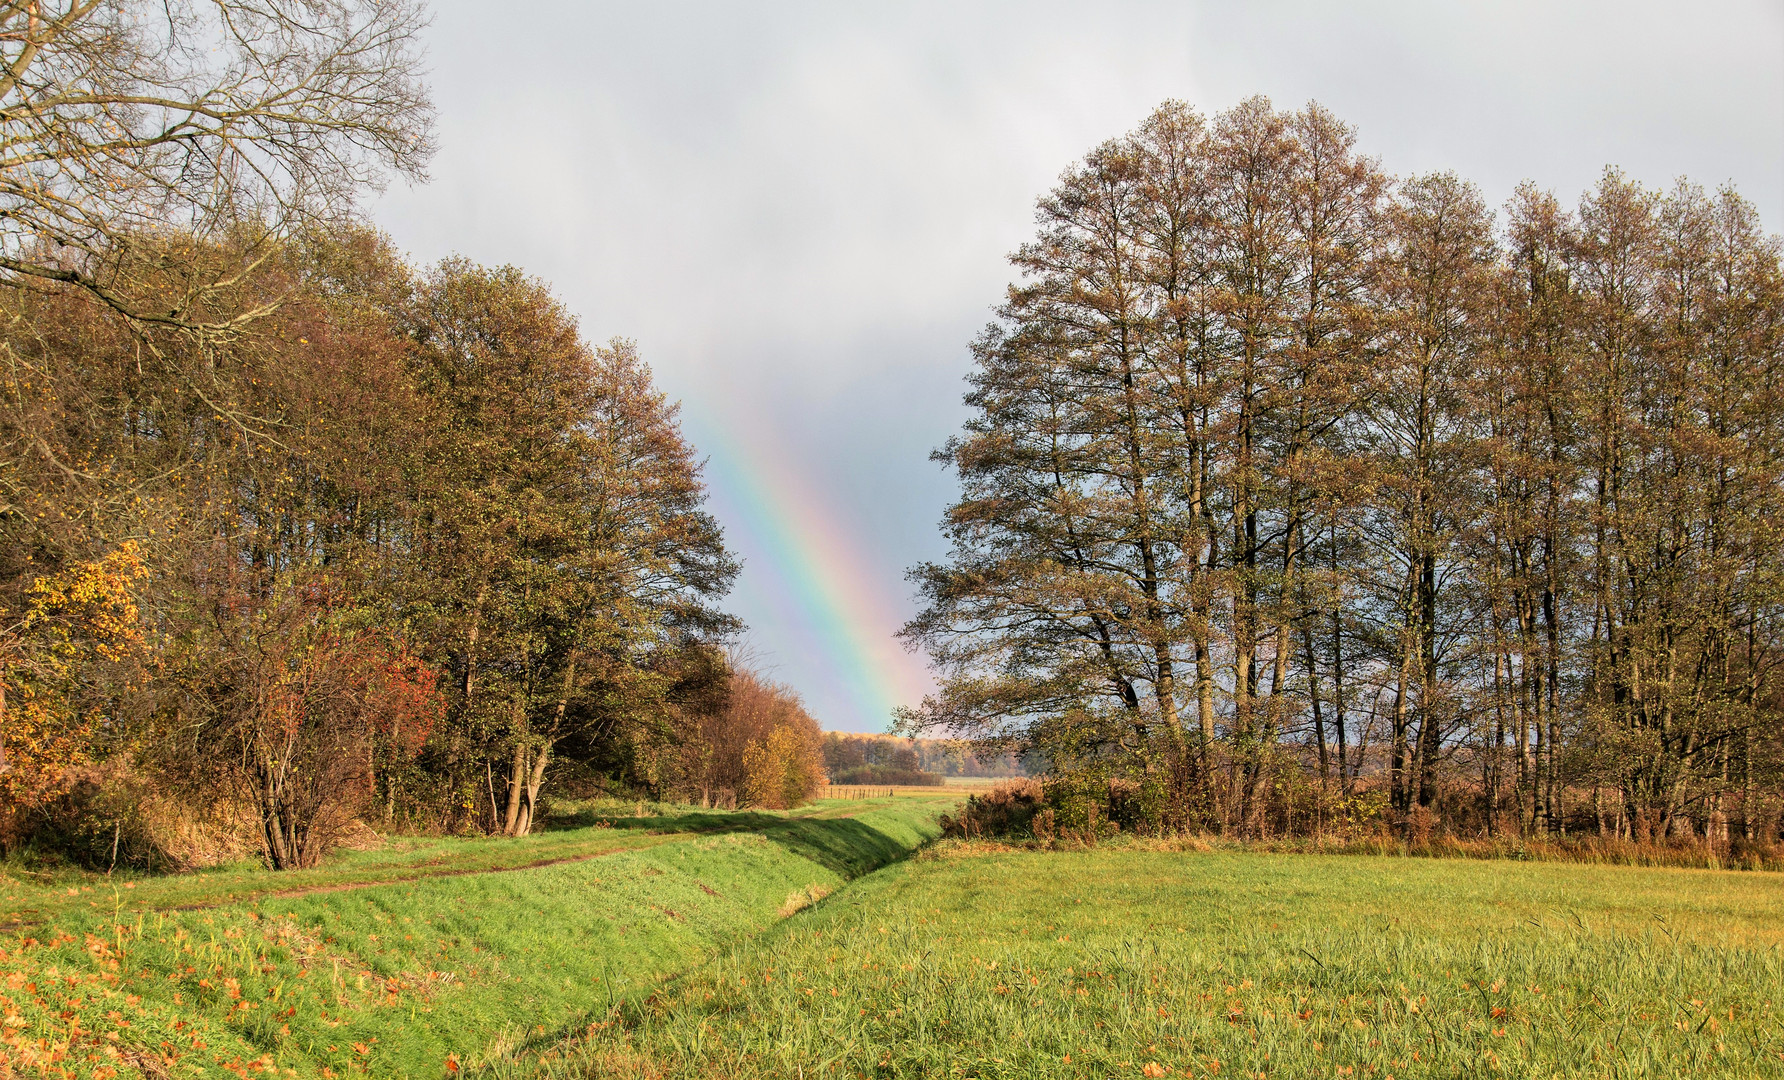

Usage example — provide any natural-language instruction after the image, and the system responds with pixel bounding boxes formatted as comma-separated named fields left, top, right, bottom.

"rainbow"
left=696, top=422, right=933, bottom=732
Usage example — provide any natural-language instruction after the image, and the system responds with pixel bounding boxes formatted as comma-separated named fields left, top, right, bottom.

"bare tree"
left=0, top=0, right=433, bottom=327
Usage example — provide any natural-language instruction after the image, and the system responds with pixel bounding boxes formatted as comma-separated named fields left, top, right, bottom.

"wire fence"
left=824, top=785, right=964, bottom=800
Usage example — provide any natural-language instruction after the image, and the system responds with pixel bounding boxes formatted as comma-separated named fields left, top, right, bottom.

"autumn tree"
left=909, top=97, right=1784, bottom=845
left=905, top=97, right=1391, bottom=832
left=1569, top=174, right=1784, bottom=840
left=696, top=666, right=823, bottom=809
left=401, top=263, right=737, bottom=836
left=1, top=228, right=423, bottom=856
left=728, top=671, right=825, bottom=810
left=1363, top=172, right=1498, bottom=815
left=1, top=229, right=744, bottom=862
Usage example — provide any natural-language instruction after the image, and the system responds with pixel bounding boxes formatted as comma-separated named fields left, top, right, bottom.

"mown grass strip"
left=522, top=845, right=1784, bottom=1079
left=1, top=799, right=910, bottom=928
left=0, top=797, right=950, bottom=1078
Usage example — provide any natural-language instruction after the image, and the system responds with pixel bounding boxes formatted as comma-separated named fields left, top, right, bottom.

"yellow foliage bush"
left=0, top=543, right=148, bottom=835
left=741, top=723, right=826, bottom=810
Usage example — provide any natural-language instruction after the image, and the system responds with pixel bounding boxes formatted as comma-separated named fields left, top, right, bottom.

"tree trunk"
left=1304, top=624, right=1328, bottom=788
left=1332, top=600, right=1349, bottom=796
left=515, top=743, right=551, bottom=836
left=501, top=738, right=527, bottom=836
left=1391, top=617, right=1414, bottom=817
left=1416, top=553, right=1441, bottom=809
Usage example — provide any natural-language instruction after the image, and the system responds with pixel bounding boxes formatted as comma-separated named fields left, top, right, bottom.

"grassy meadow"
left=7, top=798, right=1784, bottom=1079
left=0, top=796, right=950, bottom=1079
left=514, top=842, right=1784, bottom=1080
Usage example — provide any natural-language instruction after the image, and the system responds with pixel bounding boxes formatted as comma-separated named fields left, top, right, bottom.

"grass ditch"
left=0, top=796, right=951, bottom=1078
left=516, top=842, right=1784, bottom=1079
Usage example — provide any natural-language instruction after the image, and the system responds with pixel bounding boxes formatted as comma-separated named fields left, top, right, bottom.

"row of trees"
left=1, top=231, right=765, bottom=864
left=822, top=735, right=943, bottom=786
left=904, top=98, right=1784, bottom=845
left=0, top=0, right=829, bottom=868
left=820, top=733, right=1028, bottom=784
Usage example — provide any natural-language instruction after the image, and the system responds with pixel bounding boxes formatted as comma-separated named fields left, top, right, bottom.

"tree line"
left=0, top=1, right=826, bottom=868
left=904, top=98, right=1784, bottom=846
left=821, top=733, right=1029, bottom=785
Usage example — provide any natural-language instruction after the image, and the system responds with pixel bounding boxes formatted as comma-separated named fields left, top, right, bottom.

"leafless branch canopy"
left=0, top=0, right=433, bottom=325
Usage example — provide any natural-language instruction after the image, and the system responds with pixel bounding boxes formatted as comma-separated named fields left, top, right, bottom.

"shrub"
left=942, top=772, right=1177, bottom=843
left=741, top=722, right=826, bottom=809
left=1044, top=772, right=1106, bottom=833
left=940, top=778, right=1044, bottom=838
left=175, top=582, right=443, bottom=870
left=0, top=543, right=149, bottom=852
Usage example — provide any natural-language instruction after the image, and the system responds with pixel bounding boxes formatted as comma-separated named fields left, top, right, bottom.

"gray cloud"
left=371, top=0, right=1784, bottom=730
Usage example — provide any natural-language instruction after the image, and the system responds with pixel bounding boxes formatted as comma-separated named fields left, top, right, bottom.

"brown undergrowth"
left=940, top=779, right=1784, bottom=871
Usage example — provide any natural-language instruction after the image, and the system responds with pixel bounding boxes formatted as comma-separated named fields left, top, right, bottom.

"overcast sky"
left=370, top=0, right=1784, bottom=733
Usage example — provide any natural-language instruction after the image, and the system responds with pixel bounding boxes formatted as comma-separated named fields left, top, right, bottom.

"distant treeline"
left=905, top=97, right=1784, bottom=849
left=820, top=733, right=1029, bottom=786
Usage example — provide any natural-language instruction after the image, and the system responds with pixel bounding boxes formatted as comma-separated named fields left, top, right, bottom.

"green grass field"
left=514, top=841, right=1784, bottom=1080
left=8, top=804, right=1783, bottom=1079
left=0, top=796, right=950, bottom=1078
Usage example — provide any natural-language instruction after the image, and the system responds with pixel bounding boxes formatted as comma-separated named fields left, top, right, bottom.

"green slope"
left=0, top=798, right=950, bottom=1078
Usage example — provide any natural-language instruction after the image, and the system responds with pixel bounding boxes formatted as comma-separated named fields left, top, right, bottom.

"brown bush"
left=173, top=582, right=443, bottom=870
left=940, top=778, right=1045, bottom=839
left=12, top=760, right=260, bottom=871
